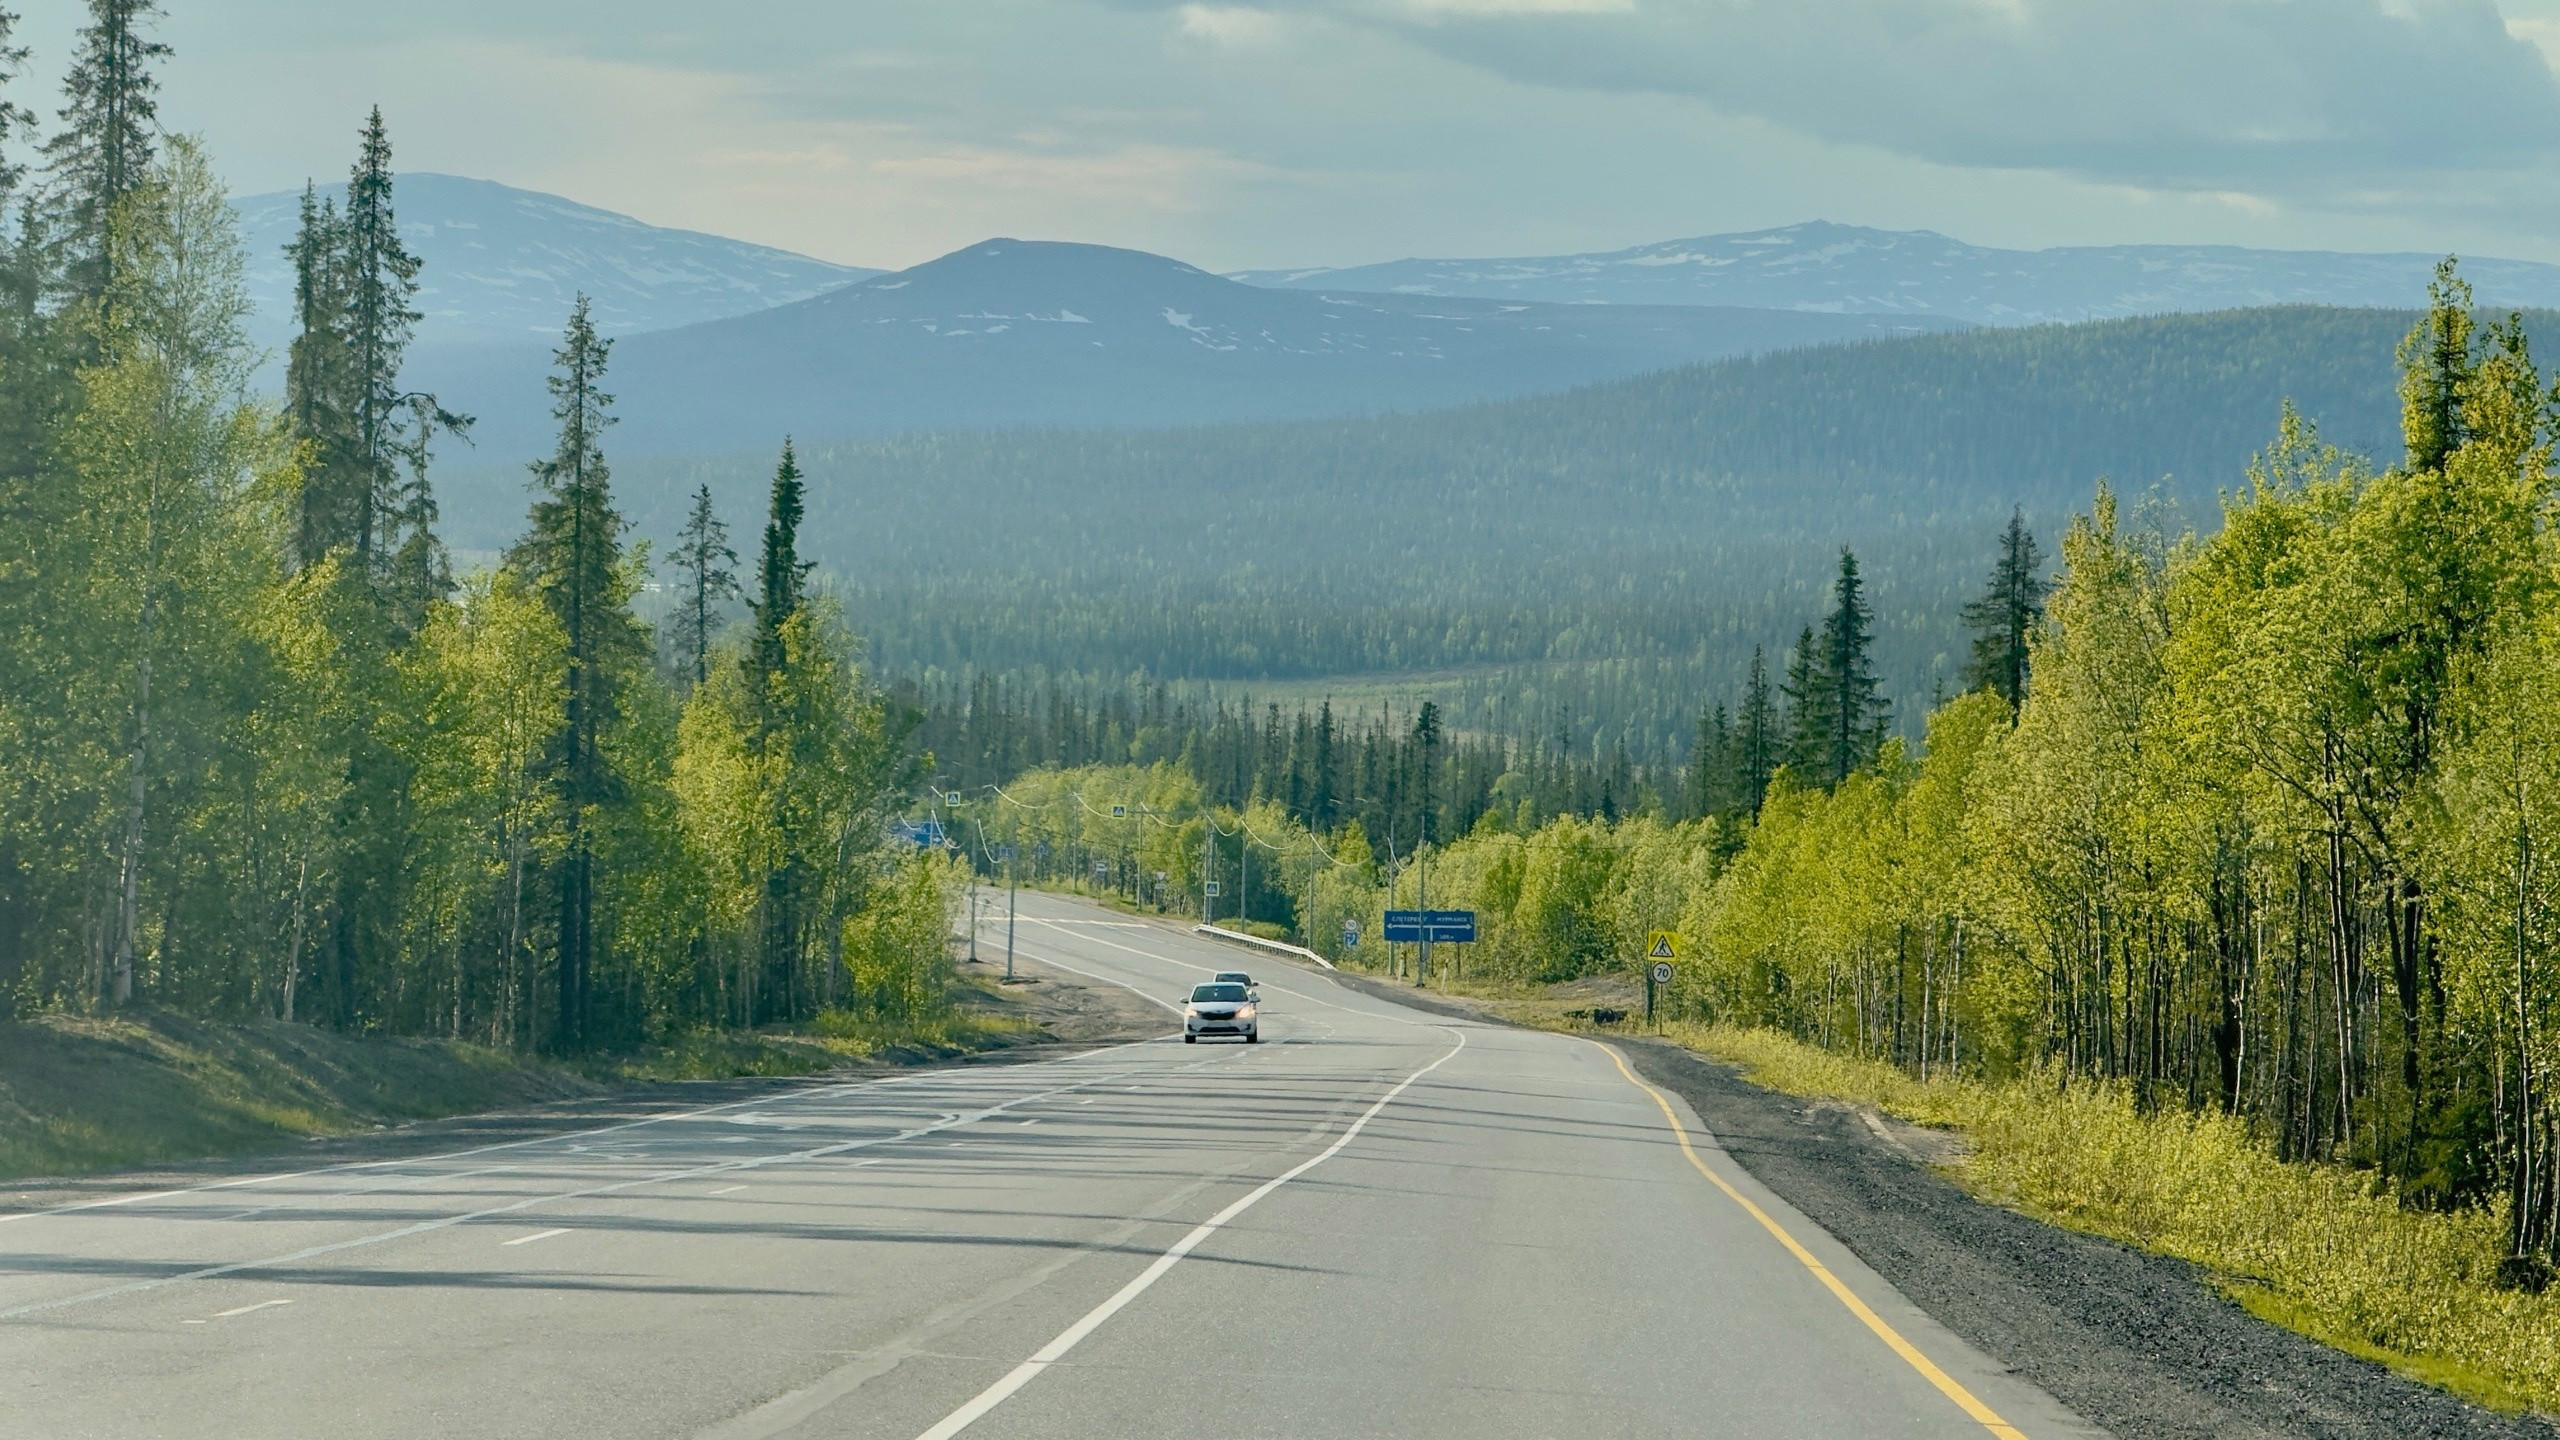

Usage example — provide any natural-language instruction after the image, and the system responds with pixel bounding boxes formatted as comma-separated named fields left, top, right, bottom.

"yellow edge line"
left=1595, top=1041, right=2028, bottom=1440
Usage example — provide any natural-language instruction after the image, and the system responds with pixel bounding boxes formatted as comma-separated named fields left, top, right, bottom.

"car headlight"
left=1184, top=1006, right=1200, bottom=1017
left=1236, top=1005, right=1256, bottom=1019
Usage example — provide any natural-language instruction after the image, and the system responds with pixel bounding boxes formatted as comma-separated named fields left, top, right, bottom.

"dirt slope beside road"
left=1, top=949, right=1168, bottom=1211
left=1621, top=1039, right=2553, bottom=1440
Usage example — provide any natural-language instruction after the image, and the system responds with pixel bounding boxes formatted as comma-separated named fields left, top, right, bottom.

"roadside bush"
left=843, top=850, right=964, bottom=1023
left=1677, top=1022, right=2560, bottom=1411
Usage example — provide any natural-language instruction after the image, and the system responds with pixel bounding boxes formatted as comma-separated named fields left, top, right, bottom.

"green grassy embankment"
left=0, top=1008, right=595, bottom=1181
left=1665, top=1022, right=2558, bottom=1416
left=0, top=983, right=1047, bottom=1182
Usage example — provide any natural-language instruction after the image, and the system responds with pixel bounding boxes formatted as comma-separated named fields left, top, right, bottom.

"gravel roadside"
left=1623, top=1036, right=2555, bottom=1439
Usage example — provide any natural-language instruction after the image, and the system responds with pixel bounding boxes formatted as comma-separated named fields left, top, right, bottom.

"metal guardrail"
left=1193, top=924, right=1337, bottom=971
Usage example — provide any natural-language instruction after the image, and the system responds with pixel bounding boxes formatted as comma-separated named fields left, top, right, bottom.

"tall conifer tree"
left=1736, top=645, right=1777, bottom=816
left=39, top=0, right=165, bottom=302
left=748, top=438, right=809, bottom=690
left=1688, top=702, right=1732, bottom=820
left=746, top=439, right=815, bottom=1016
left=1814, top=547, right=1888, bottom=787
left=284, top=184, right=357, bottom=566
left=1961, top=508, right=2047, bottom=711
left=510, top=295, right=638, bottom=1051
left=1780, top=624, right=1822, bottom=780
left=671, top=482, right=737, bottom=690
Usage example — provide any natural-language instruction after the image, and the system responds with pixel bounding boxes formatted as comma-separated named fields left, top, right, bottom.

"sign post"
left=1001, top=845, right=1017, bottom=982
left=1645, top=931, right=1682, bottom=1027
left=1384, top=909, right=1475, bottom=986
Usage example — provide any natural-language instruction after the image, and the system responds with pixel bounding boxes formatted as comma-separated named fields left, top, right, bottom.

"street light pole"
left=1005, top=845, right=1017, bottom=982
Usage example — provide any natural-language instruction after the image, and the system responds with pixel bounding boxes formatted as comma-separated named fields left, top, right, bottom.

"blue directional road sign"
left=1383, top=909, right=1476, bottom=943
left=1341, top=920, right=1360, bottom=949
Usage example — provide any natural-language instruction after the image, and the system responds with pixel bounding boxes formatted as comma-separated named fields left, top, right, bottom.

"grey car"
left=1184, top=982, right=1258, bottom=1043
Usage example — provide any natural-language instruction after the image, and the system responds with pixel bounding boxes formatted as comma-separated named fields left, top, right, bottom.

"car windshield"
left=1215, top=973, right=1251, bottom=984
left=1191, top=984, right=1249, bottom=1004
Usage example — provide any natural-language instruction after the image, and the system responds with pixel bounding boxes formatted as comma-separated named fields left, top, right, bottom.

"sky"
left=10, top=0, right=2560, bottom=272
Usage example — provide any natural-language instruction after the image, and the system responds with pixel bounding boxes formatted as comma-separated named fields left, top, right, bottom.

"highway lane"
left=0, top=892, right=2100, bottom=1438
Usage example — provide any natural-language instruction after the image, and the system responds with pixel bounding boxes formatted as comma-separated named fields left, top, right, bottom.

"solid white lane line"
left=708, top=1185, right=747, bottom=1196
left=210, top=1299, right=293, bottom=1318
left=910, top=1026, right=1469, bottom=1440
left=502, top=1227, right=572, bottom=1247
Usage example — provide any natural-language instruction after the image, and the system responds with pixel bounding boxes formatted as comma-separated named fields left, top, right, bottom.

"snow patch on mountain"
left=1231, top=220, right=2560, bottom=325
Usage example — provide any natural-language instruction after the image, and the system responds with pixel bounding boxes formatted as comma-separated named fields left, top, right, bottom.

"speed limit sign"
left=1650, top=961, right=1673, bottom=986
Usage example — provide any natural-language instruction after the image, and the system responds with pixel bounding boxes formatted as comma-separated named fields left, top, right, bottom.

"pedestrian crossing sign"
left=1647, top=931, right=1682, bottom=961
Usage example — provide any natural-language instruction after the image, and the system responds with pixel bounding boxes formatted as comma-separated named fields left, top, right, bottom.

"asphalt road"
left=0, top=892, right=2102, bottom=1439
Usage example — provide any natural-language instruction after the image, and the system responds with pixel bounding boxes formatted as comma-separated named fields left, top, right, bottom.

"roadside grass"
left=585, top=993, right=1046, bottom=1083
left=0, top=981, right=1049, bottom=1181
left=0, top=1008, right=594, bottom=1182
left=1666, top=1021, right=2560, bottom=1418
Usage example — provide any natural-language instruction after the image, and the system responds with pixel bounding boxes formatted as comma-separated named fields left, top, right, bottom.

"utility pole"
left=1005, top=845, right=1017, bottom=982
left=1202, top=821, right=1215, bottom=924
left=1413, top=702, right=1439, bottom=987
left=1417, top=835, right=1429, bottom=986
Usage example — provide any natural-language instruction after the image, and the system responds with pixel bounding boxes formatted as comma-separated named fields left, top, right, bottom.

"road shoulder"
left=1621, top=1038, right=2554, bottom=1440
left=1309, top=967, right=2553, bottom=1438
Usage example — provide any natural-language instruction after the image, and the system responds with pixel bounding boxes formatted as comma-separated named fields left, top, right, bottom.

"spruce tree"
left=0, top=11, right=28, bottom=204
left=670, top=482, right=738, bottom=690
left=38, top=0, right=166, bottom=302
left=748, top=438, right=810, bottom=690
left=2399, top=257, right=2474, bottom=475
left=1736, top=645, right=1777, bottom=816
left=1413, top=702, right=1454, bottom=845
left=282, top=110, right=465, bottom=603
left=509, top=295, right=638, bottom=1052
left=0, top=9, right=63, bottom=479
left=1780, top=624, right=1823, bottom=780
left=1813, top=547, right=1888, bottom=787
left=1961, top=508, right=2048, bottom=711
left=284, top=184, right=357, bottom=567
left=745, top=439, right=819, bottom=1018
left=1688, top=702, right=1731, bottom=819
left=341, top=108, right=458, bottom=594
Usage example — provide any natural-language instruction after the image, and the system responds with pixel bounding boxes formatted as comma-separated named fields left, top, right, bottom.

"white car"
left=1184, top=982, right=1258, bottom=1043
left=1213, top=970, right=1259, bottom=1000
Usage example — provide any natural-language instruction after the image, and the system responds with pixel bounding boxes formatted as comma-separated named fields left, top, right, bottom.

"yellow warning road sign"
left=1646, top=931, right=1682, bottom=961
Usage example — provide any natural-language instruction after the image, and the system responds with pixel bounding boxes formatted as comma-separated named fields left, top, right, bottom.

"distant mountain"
left=416, top=237, right=1967, bottom=460
left=233, top=173, right=877, bottom=352
left=1231, top=221, right=2560, bottom=325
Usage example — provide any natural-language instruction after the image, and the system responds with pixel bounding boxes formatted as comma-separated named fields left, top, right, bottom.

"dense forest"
left=0, top=4, right=949, bottom=1048
left=544, top=303, right=2484, bottom=762
left=989, top=265, right=2560, bottom=1275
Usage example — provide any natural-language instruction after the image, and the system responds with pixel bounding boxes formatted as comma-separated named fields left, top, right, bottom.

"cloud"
left=1196, top=0, right=2560, bottom=195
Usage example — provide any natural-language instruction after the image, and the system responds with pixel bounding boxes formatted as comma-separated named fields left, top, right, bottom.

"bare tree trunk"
left=282, top=856, right=309, bottom=1022
left=111, top=644, right=150, bottom=1005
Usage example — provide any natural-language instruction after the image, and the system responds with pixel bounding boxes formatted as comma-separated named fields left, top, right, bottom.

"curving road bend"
left=0, top=891, right=2100, bottom=1438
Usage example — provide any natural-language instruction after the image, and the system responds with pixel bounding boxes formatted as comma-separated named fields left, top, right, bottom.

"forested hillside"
left=953, top=270, right=2560, bottom=1403
left=563, top=304, right=2458, bottom=761
left=0, top=16, right=950, bottom=1051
